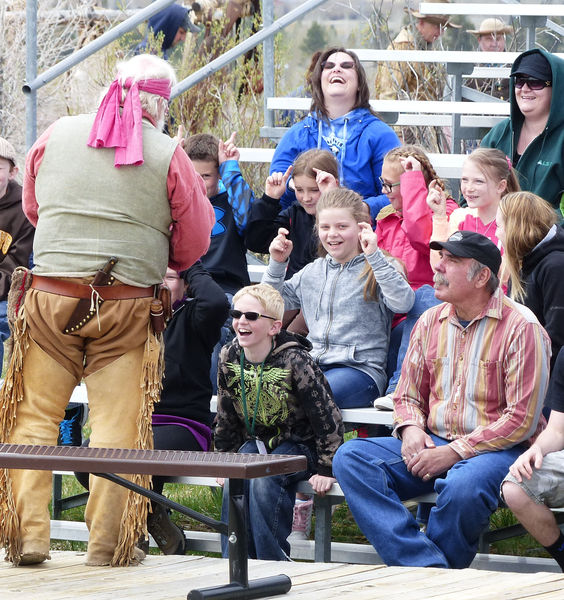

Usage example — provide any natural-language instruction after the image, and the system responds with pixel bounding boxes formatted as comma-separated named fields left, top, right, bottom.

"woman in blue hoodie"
left=270, top=47, right=401, bottom=218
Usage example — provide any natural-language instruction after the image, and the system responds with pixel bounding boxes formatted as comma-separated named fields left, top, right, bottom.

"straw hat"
left=406, top=0, right=462, bottom=29
left=467, top=18, right=513, bottom=37
left=0, top=138, right=17, bottom=166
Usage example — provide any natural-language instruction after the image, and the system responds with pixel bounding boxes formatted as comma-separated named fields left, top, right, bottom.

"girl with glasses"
left=372, top=145, right=458, bottom=410
left=481, top=49, right=564, bottom=214
left=269, top=47, right=400, bottom=219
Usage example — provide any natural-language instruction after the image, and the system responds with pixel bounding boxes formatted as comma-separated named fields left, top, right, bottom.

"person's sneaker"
left=147, top=502, right=187, bottom=555
left=57, top=404, right=86, bottom=446
left=288, top=498, right=313, bottom=541
left=373, top=393, right=394, bottom=411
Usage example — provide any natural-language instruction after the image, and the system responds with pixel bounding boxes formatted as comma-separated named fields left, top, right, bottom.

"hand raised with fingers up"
left=269, top=227, right=293, bottom=263
left=218, top=132, right=239, bottom=163
left=265, top=165, right=293, bottom=199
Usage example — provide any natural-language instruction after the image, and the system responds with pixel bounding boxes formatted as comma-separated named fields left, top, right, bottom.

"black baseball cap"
left=511, top=51, right=552, bottom=82
left=430, top=231, right=501, bottom=275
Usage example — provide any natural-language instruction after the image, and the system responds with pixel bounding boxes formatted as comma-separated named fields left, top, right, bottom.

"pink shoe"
left=288, top=498, right=313, bottom=541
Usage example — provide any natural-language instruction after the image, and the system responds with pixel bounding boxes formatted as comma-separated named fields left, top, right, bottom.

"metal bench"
left=0, top=443, right=305, bottom=600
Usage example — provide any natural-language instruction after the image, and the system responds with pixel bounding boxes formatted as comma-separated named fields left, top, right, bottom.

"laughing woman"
left=269, top=47, right=400, bottom=218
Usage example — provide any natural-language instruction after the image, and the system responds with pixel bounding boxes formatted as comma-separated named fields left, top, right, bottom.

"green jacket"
left=481, top=49, right=564, bottom=214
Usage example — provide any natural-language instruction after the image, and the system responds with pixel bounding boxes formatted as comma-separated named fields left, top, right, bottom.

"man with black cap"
left=334, top=231, right=551, bottom=569
left=482, top=48, right=564, bottom=214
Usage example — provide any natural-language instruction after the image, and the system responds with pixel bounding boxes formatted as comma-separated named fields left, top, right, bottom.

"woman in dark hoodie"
left=135, top=3, right=195, bottom=59
left=496, top=191, right=564, bottom=371
left=482, top=49, right=564, bottom=215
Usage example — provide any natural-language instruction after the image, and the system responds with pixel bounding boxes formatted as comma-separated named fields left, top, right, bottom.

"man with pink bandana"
left=0, top=54, right=214, bottom=567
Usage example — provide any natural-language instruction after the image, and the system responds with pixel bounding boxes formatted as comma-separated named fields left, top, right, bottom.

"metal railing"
left=22, top=0, right=327, bottom=150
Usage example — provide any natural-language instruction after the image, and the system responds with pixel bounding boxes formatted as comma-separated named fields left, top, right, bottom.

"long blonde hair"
left=316, top=188, right=379, bottom=301
left=499, top=191, right=557, bottom=301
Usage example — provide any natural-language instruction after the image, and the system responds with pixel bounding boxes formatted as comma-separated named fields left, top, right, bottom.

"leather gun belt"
left=31, top=275, right=155, bottom=301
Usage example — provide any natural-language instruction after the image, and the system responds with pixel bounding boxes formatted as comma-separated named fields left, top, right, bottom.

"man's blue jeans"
left=321, top=365, right=379, bottom=409
left=333, top=434, right=523, bottom=568
left=220, top=439, right=315, bottom=561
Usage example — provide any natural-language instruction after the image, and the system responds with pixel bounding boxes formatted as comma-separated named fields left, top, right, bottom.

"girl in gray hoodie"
left=263, top=188, right=414, bottom=409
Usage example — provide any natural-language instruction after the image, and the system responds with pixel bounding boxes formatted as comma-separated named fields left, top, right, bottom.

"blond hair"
left=233, top=284, right=284, bottom=321
left=464, top=148, right=520, bottom=194
left=316, top=188, right=379, bottom=301
left=499, top=191, right=557, bottom=301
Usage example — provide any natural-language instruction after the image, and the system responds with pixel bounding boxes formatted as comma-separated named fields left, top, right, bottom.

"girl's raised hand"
left=426, top=179, right=447, bottom=216
left=399, top=156, right=421, bottom=172
left=358, top=222, right=378, bottom=255
left=269, top=227, right=293, bottom=263
left=265, top=165, right=293, bottom=199
left=313, top=168, right=338, bottom=194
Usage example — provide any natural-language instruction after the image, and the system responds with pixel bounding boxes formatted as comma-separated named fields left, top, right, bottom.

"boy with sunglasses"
left=214, top=283, right=343, bottom=561
left=481, top=48, right=564, bottom=215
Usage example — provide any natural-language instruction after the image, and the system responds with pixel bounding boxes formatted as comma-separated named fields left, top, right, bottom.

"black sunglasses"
left=514, top=76, right=551, bottom=90
left=322, top=61, right=355, bottom=70
left=229, top=309, right=276, bottom=321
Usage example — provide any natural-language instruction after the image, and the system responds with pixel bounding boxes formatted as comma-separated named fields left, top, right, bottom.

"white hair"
left=115, top=54, right=177, bottom=122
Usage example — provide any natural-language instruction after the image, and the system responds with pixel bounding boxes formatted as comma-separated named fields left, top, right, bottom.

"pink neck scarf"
left=87, top=78, right=172, bottom=168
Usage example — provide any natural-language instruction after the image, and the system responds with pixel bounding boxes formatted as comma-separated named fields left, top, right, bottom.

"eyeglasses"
left=513, top=76, right=551, bottom=90
left=378, top=176, right=401, bottom=194
left=322, top=61, right=355, bottom=70
left=229, top=309, right=276, bottom=321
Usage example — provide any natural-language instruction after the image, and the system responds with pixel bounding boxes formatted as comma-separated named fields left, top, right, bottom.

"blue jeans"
left=220, top=439, right=315, bottom=561
left=0, top=300, right=9, bottom=369
left=387, top=285, right=441, bottom=394
left=321, top=365, right=379, bottom=409
left=333, top=434, right=523, bottom=568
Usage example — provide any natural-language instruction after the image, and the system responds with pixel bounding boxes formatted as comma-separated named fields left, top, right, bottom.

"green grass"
left=51, top=474, right=547, bottom=559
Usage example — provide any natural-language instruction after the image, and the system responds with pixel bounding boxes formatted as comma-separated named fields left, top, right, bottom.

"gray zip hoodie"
left=263, top=249, right=415, bottom=394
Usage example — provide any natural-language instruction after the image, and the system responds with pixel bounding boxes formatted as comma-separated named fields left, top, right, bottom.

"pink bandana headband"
left=87, top=77, right=171, bottom=167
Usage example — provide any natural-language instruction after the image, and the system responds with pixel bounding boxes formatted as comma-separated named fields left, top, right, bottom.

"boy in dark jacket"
left=185, top=132, right=255, bottom=390
left=215, top=283, right=343, bottom=560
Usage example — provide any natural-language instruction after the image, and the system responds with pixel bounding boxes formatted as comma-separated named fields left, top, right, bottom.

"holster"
left=63, top=258, right=117, bottom=334
left=149, top=285, right=172, bottom=335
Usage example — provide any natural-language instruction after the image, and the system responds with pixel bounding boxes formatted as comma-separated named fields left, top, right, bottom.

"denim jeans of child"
left=333, top=434, right=522, bottom=568
left=386, top=285, right=441, bottom=394
left=220, top=439, right=315, bottom=561
left=321, top=365, right=380, bottom=409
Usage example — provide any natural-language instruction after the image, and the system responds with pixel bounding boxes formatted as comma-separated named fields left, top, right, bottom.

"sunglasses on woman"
left=322, top=61, right=355, bottom=70
left=513, top=76, right=552, bottom=90
left=229, top=309, right=276, bottom=321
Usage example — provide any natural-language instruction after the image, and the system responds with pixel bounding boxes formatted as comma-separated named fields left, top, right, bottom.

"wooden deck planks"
left=0, top=551, right=562, bottom=600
